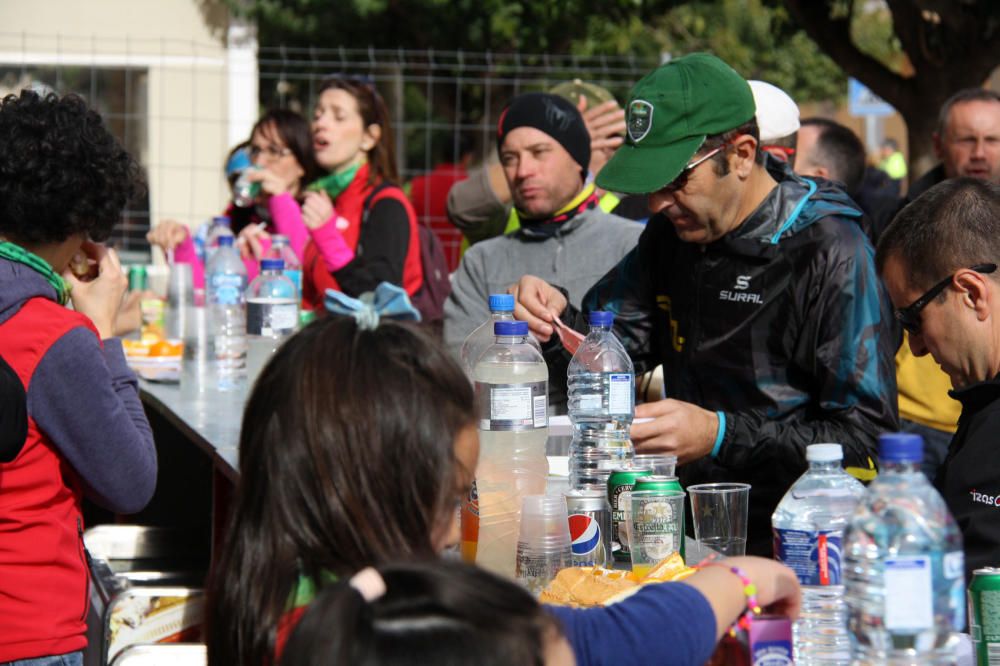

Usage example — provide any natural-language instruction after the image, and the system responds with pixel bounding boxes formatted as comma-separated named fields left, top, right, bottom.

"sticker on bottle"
left=884, top=556, right=933, bottom=630
left=476, top=381, right=547, bottom=431
left=608, top=373, right=634, bottom=414
left=772, top=528, right=843, bottom=586
left=246, top=301, right=297, bottom=336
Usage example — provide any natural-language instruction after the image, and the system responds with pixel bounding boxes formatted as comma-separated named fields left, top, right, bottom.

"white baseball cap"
left=749, top=80, right=800, bottom=143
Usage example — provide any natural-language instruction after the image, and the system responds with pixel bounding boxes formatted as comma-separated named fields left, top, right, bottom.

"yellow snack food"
left=540, top=554, right=696, bottom=607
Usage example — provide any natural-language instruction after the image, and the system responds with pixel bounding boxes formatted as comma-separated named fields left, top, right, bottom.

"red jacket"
left=0, top=298, right=97, bottom=661
left=302, top=166, right=423, bottom=311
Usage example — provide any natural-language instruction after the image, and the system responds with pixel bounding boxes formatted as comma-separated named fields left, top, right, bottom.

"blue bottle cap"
left=489, top=293, right=515, bottom=312
left=217, top=235, right=235, bottom=247
left=495, top=321, right=528, bottom=336
left=261, top=258, right=284, bottom=271
left=878, top=432, right=923, bottom=464
left=589, top=311, right=614, bottom=327
left=213, top=215, right=231, bottom=225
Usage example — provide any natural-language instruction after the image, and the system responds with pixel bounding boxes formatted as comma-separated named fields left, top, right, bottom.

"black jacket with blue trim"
left=551, top=158, right=898, bottom=556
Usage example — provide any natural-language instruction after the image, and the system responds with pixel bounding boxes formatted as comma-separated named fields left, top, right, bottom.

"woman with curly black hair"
left=0, top=90, right=157, bottom=665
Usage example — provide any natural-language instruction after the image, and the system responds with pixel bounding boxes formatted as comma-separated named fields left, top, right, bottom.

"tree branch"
left=784, top=0, right=913, bottom=108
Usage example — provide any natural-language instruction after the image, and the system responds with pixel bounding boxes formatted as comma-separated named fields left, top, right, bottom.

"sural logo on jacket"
left=719, top=275, right=763, bottom=304
left=969, top=488, right=1000, bottom=508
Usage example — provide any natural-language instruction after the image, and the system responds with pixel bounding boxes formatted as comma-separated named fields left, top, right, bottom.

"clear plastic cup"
left=687, top=483, right=750, bottom=557
left=632, top=454, right=677, bottom=477
left=630, top=489, right=685, bottom=577
left=516, top=495, right=572, bottom=596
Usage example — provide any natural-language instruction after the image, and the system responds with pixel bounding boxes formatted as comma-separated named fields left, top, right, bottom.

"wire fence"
left=0, top=38, right=660, bottom=267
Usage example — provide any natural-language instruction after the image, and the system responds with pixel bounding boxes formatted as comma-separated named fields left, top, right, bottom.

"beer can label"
left=773, top=528, right=843, bottom=586
left=632, top=495, right=682, bottom=560
left=476, top=381, right=547, bottom=431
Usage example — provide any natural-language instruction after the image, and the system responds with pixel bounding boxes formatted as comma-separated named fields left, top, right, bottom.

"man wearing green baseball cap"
left=514, top=53, right=898, bottom=557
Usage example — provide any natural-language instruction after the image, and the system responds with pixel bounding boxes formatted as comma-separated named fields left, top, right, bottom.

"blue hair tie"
left=324, top=282, right=421, bottom=330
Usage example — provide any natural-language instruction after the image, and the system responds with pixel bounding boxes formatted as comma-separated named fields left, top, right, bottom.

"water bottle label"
left=773, top=528, right=843, bottom=586
left=608, top=373, right=633, bottom=414
left=476, top=381, right=547, bottom=431
left=283, top=269, right=303, bottom=295
left=246, top=301, right=298, bottom=336
left=883, top=556, right=933, bottom=630
left=209, top=274, right=246, bottom=305
left=579, top=394, right=602, bottom=411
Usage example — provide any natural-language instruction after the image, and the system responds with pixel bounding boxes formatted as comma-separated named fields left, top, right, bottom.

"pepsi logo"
left=569, top=513, right=601, bottom=555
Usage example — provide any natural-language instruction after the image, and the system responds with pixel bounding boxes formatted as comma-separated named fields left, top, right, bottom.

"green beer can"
left=969, top=567, right=1000, bottom=665
left=635, top=475, right=685, bottom=560
left=608, top=465, right=652, bottom=562
left=128, top=265, right=147, bottom=292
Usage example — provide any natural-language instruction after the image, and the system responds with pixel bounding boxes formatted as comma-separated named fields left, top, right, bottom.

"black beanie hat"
left=496, top=92, right=590, bottom=173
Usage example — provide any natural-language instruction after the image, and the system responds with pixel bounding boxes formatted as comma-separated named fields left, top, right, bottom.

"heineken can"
left=564, top=489, right=612, bottom=568
left=635, top=476, right=685, bottom=560
left=969, top=567, right=1000, bottom=665
left=607, top=466, right=652, bottom=562
left=128, top=265, right=147, bottom=292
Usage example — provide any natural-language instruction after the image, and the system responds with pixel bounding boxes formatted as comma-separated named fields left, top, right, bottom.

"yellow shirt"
left=895, top=333, right=961, bottom=432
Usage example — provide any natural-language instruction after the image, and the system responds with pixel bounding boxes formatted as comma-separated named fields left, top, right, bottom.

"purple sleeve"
left=269, top=193, right=310, bottom=260
left=545, top=582, right=718, bottom=666
left=28, top=329, right=157, bottom=514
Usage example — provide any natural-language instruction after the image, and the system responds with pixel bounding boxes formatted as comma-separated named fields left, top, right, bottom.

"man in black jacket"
left=877, top=177, right=1000, bottom=579
left=516, top=53, right=897, bottom=556
left=0, top=354, right=27, bottom=462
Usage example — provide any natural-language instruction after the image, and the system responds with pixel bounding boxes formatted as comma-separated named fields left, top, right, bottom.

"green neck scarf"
left=307, top=160, right=364, bottom=200
left=0, top=241, right=70, bottom=305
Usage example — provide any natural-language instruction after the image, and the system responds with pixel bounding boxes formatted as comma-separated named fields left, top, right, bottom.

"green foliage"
left=232, top=0, right=853, bottom=105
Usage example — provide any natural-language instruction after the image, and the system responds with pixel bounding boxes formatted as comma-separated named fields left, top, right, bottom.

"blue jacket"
left=551, top=158, right=899, bottom=556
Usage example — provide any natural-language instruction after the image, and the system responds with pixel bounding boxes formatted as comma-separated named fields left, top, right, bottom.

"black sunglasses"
left=894, top=263, right=997, bottom=334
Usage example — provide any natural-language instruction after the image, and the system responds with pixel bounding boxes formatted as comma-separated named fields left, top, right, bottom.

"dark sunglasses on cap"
left=894, top=263, right=997, bottom=334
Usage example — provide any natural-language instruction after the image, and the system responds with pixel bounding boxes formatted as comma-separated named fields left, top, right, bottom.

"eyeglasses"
left=659, top=143, right=727, bottom=194
left=894, top=263, right=997, bottom=334
left=249, top=145, right=293, bottom=160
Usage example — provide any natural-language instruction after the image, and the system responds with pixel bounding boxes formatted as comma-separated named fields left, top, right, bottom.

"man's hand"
left=63, top=242, right=128, bottom=340
left=578, top=98, right=626, bottom=177
left=631, top=399, right=721, bottom=465
left=301, top=191, right=335, bottom=230
left=510, top=275, right=568, bottom=342
left=146, top=220, right=189, bottom=252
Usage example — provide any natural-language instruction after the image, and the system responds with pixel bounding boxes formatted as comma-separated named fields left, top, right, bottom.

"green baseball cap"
left=596, top=53, right=756, bottom=195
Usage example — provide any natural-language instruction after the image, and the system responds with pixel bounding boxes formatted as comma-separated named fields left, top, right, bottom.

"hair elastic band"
left=349, top=567, right=387, bottom=603
left=324, top=281, right=421, bottom=329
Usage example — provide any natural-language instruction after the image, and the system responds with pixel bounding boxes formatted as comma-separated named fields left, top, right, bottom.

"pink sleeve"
left=309, top=217, right=355, bottom=272
left=268, top=193, right=310, bottom=260
left=171, top=231, right=205, bottom=291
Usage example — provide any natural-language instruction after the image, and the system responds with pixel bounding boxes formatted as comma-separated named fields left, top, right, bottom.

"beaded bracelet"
left=695, top=562, right=762, bottom=636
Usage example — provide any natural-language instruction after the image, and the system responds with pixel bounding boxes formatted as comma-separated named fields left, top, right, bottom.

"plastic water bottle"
left=267, top=234, right=302, bottom=299
left=206, top=235, right=247, bottom=391
left=567, top=311, right=634, bottom=462
left=845, top=433, right=965, bottom=665
left=772, top=443, right=866, bottom=664
left=204, top=216, right=235, bottom=262
left=463, top=320, right=549, bottom=579
left=460, top=294, right=541, bottom=375
left=245, top=258, right=298, bottom=385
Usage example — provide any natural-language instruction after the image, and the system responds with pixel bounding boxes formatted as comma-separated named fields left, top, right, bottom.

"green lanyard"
left=0, top=241, right=70, bottom=305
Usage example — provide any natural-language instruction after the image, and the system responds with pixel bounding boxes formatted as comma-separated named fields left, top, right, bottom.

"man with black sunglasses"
left=877, top=177, right=1000, bottom=580
left=515, top=53, right=898, bottom=557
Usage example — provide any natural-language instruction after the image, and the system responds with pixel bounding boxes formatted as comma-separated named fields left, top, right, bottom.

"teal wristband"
left=710, top=411, right=726, bottom=458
